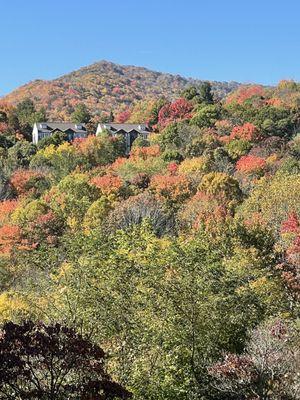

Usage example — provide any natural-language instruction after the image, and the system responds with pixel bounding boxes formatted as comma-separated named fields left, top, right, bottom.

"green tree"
left=190, top=105, right=220, bottom=128
left=71, top=103, right=91, bottom=124
left=15, top=99, right=46, bottom=140
left=198, top=81, right=214, bottom=104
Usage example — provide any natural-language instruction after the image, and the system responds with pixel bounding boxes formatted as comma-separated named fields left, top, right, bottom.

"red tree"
left=10, top=169, right=43, bottom=196
left=236, top=155, right=266, bottom=174
left=91, top=174, right=123, bottom=195
left=158, top=98, right=193, bottom=128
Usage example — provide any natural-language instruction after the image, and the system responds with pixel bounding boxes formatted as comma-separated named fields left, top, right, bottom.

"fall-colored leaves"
left=150, top=174, right=192, bottom=204
left=220, top=122, right=259, bottom=143
left=91, top=174, right=123, bottom=196
left=10, top=169, right=43, bottom=196
left=226, top=84, right=265, bottom=104
left=158, top=98, right=193, bottom=128
left=236, top=155, right=266, bottom=173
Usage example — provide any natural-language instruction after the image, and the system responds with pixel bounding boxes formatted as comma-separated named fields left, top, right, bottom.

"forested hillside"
left=0, top=80, right=300, bottom=399
left=2, top=60, right=239, bottom=120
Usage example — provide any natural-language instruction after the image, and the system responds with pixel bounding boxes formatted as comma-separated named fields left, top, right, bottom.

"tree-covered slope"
left=1, top=79, right=300, bottom=400
left=2, top=60, right=240, bottom=120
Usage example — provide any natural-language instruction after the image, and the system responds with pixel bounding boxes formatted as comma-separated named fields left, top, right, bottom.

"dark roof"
left=99, top=123, right=150, bottom=134
left=35, top=122, right=87, bottom=133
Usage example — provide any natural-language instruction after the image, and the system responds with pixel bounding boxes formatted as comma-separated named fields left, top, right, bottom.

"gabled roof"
left=99, top=123, right=150, bottom=134
left=35, top=122, right=87, bottom=134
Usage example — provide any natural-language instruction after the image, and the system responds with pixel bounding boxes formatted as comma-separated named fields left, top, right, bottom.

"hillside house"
left=32, top=122, right=87, bottom=144
left=96, top=123, right=150, bottom=153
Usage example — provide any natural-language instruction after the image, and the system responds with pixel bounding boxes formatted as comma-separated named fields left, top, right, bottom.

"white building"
left=96, top=123, right=150, bottom=153
left=32, top=122, right=87, bottom=144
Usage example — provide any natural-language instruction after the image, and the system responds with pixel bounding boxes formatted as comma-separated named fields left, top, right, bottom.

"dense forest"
left=0, top=79, right=300, bottom=399
left=3, top=60, right=239, bottom=120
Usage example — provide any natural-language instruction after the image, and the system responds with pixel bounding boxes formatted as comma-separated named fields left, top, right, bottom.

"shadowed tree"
left=0, top=321, right=131, bottom=400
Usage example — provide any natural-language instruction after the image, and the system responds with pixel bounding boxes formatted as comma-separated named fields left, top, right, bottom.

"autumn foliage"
left=150, top=174, right=192, bottom=204
left=130, top=145, right=160, bottom=160
left=91, top=174, right=123, bottom=196
left=1, top=77, right=300, bottom=400
left=158, top=98, right=193, bottom=128
left=226, top=84, right=265, bottom=104
left=236, top=155, right=266, bottom=173
left=115, top=109, right=131, bottom=123
left=221, top=122, right=259, bottom=143
left=10, top=169, right=42, bottom=196
left=0, top=200, right=19, bottom=224
left=0, top=224, right=21, bottom=255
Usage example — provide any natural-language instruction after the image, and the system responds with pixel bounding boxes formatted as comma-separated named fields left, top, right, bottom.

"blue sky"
left=1, top=0, right=300, bottom=95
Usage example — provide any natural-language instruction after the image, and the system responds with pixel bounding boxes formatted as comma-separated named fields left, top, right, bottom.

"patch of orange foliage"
left=150, top=174, right=192, bottom=203
left=130, top=145, right=160, bottom=160
left=10, top=169, right=41, bottom=196
left=220, top=123, right=259, bottom=143
left=0, top=225, right=21, bottom=255
left=236, top=155, right=266, bottom=173
left=90, top=174, right=123, bottom=195
left=226, top=85, right=265, bottom=105
left=73, top=135, right=97, bottom=154
left=110, top=157, right=127, bottom=171
left=266, top=98, right=283, bottom=107
left=0, top=200, right=19, bottom=224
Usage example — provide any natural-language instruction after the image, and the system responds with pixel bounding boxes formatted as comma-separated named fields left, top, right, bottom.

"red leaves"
left=167, top=162, right=178, bottom=175
left=220, top=122, right=259, bottom=143
left=236, top=155, right=266, bottom=173
left=10, top=169, right=42, bottom=196
left=112, top=85, right=122, bottom=94
left=150, top=174, right=192, bottom=204
left=226, top=85, right=265, bottom=104
left=158, top=98, right=193, bottom=128
left=230, top=123, right=259, bottom=141
left=280, top=212, right=300, bottom=235
left=91, top=174, right=123, bottom=195
left=115, top=109, right=131, bottom=123
left=0, top=225, right=21, bottom=254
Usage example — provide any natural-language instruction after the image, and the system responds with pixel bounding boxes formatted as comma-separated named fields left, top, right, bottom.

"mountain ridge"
left=2, top=60, right=240, bottom=120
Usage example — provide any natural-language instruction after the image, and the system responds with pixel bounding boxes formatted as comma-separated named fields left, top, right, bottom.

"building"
left=32, top=122, right=87, bottom=144
left=96, top=123, right=150, bottom=153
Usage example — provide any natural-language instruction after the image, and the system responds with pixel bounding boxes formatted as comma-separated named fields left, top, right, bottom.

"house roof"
left=99, top=123, right=150, bottom=134
left=35, top=122, right=87, bottom=134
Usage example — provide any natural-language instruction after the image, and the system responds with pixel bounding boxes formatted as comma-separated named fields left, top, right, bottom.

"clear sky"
left=1, top=0, right=300, bottom=95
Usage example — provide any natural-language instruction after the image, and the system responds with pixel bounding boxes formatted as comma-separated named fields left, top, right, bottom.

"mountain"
left=2, top=60, right=240, bottom=119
